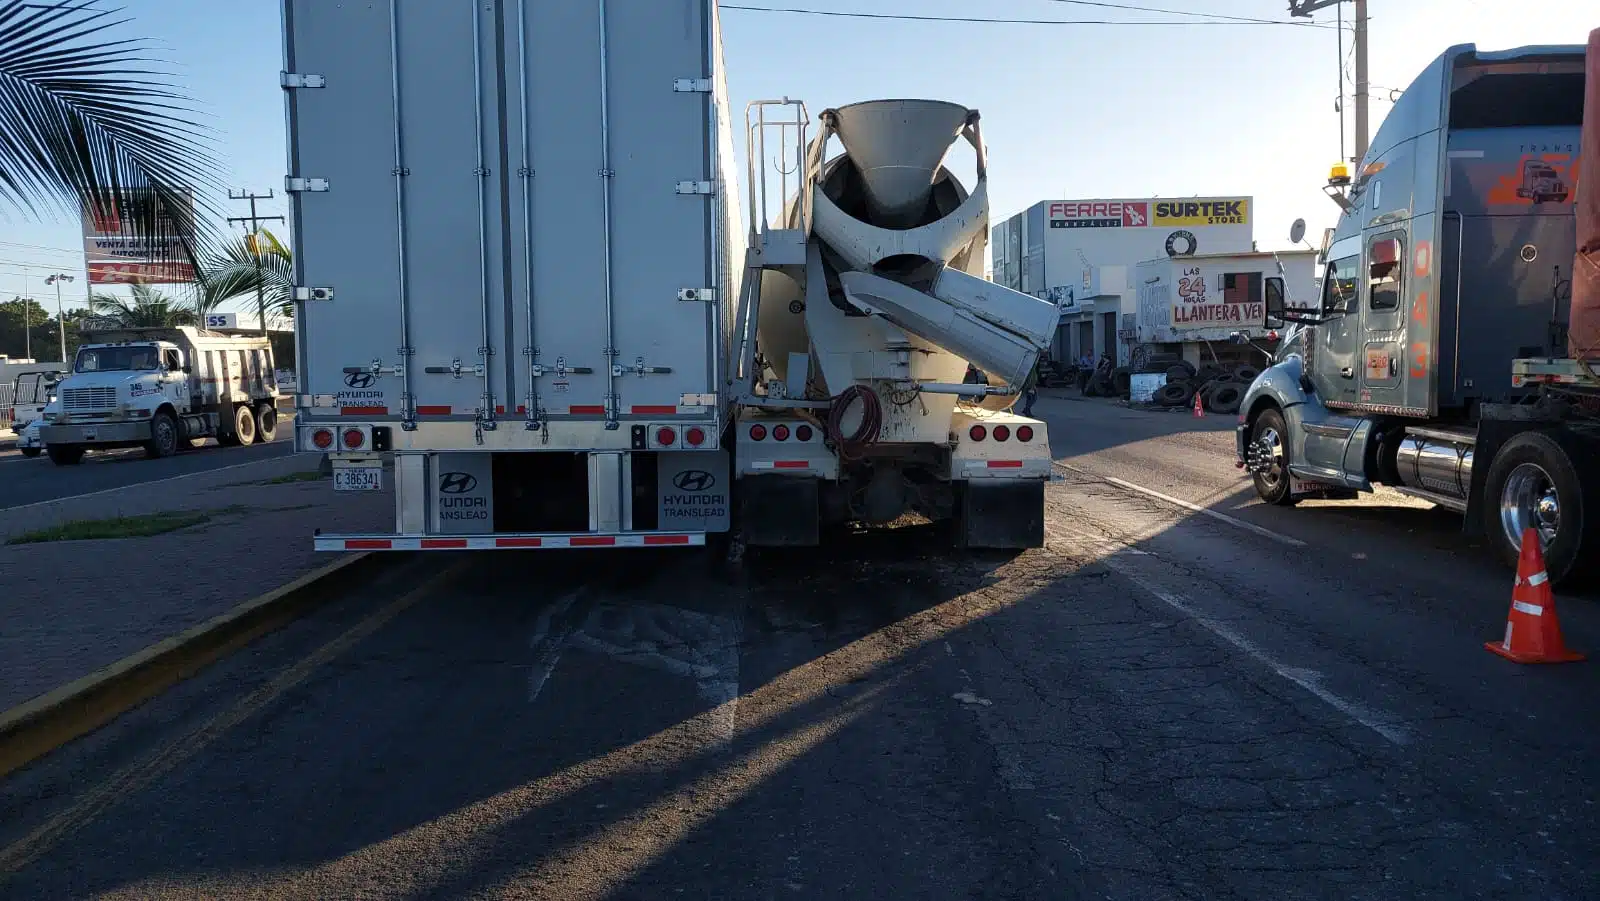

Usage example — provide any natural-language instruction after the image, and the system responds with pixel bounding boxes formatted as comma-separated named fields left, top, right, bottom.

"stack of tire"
left=1149, top=361, right=1259, bottom=415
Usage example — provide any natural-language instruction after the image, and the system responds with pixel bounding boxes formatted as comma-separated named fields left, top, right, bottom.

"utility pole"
left=15, top=272, right=30, bottom=361
left=1290, top=0, right=1370, bottom=163
left=44, top=273, right=74, bottom=363
left=227, top=189, right=286, bottom=336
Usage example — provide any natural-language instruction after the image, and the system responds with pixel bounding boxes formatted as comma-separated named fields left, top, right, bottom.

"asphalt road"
left=2, top=394, right=1598, bottom=899
left=0, top=421, right=298, bottom=510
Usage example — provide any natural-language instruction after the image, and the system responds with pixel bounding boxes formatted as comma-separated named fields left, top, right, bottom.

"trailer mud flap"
left=739, top=474, right=819, bottom=547
left=956, top=480, right=1045, bottom=550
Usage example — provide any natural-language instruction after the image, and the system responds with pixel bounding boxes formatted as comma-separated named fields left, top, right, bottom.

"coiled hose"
left=827, top=384, right=883, bottom=460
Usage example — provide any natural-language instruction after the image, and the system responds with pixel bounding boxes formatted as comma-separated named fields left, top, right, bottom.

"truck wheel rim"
left=1250, top=427, right=1284, bottom=485
left=1500, top=462, right=1559, bottom=551
left=156, top=418, right=175, bottom=452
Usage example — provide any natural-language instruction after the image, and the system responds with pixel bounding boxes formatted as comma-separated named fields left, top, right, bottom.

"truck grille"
left=61, top=387, right=117, bottom=411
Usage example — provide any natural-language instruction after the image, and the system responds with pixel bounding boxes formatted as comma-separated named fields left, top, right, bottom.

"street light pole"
left=45, top=273, right=75, bottom=363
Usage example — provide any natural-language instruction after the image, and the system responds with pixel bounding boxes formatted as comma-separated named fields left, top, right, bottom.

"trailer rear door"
left=285, top=0, right=719, bottom=429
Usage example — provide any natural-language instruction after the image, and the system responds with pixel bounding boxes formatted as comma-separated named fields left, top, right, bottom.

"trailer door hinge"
left=293, top=286, right=335, bottom=302
left=675, top=180, right=715, bottom=195
left=285, top=176, right=329, bottom=192
left=673, top=77, right=712, bottom=93
left=280, top=72, right=326, bottom=89
left=677, top=287, right=717, bottom=302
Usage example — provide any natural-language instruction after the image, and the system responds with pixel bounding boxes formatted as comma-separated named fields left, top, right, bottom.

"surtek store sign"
left=1153, top=198, right=1250, bottom=226
left=1047, top=200, right=1149, bottom=229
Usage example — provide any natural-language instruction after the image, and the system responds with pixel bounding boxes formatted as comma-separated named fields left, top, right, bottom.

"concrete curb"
left=0, top=551, right=377, bottom=779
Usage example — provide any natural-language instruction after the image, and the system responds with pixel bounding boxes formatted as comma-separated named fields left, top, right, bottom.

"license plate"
left=334, top=468, right=383, bottom=491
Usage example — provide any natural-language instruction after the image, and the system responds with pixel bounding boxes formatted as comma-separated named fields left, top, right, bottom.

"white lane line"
left=1, top=447, right=308, bottom=512
left=1054, top=461, right=1306, bottom=548
left=527, top=590, right=584, bottom=703
left=1097, top=554, right=1408, bottom=746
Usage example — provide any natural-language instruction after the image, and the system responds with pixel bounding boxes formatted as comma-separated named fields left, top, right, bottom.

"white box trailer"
left=286, top=0, right=742, bottom=550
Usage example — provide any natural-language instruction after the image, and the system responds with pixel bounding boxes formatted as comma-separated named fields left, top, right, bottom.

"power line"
left=1037, top=0, right=1335, bottom=28
left=721, top=4, right=1337, bottom=27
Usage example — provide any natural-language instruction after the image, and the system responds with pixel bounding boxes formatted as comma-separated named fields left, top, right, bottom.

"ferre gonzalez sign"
left=1047, top=200, right=1149, bottom=229
left=1170, top=266, right=1264, bottom=329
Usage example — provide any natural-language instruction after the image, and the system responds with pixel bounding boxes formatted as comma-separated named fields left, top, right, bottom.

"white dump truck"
left=8, top=368, right=64, bottom=458
left=286, top=0, right=1054, bottom=552
left=39, top=326, right=278, bottom=464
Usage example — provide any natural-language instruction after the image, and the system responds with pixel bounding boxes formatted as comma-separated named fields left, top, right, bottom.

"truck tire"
left=255, top=404, right=278, bottom=443
left=20, top=447, right=41, bottom=458
left=144, top=410, right=179, bottom=459
left=1246, top=408, right=1297, bottom=506
left=1209, top=384, right=1244, bottom=414
left=228, top=404, right=256, bottom=446
left=1481, top=431, right=1595, bottom=586
left=1154, top=381, right=1193, bottom=407
left=47, top=444, right=85, bottom=466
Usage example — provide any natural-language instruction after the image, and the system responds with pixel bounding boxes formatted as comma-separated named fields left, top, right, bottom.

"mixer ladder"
left=730, top=99, right=825, bottom=406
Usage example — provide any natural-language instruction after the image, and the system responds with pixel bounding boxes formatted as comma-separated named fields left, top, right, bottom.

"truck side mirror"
left=1264, top=276, right=1286, bottom=328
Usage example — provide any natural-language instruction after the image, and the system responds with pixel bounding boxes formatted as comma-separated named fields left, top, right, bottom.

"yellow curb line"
left=0, top=552, right=374, bottom=780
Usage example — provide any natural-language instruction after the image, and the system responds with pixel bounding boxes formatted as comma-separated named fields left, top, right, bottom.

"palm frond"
left=200, top=227, right=294, bottom=320
left=89, top=284, right=194, bottom=327
left=0, top=0, right=221, bottom=267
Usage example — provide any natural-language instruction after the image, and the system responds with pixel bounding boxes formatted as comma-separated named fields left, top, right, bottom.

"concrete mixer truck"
left=284, top=0, right=1052, bottom=553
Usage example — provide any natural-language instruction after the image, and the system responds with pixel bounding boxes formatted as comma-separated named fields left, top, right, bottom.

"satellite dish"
left=1289, top=218, right=1307, bottom=245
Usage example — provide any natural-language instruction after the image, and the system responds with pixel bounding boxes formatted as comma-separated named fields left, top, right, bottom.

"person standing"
left=1021, top=357, right=1041, bottom=417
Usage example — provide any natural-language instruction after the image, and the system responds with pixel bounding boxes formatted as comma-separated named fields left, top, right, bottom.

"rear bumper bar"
left=315, top=532, right=707, bottom=551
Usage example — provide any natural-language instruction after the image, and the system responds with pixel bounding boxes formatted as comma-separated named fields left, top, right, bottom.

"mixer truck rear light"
left=772, top=424, right=791, bottom=441
left=795, top=425, right=814, bottom=442
left=992, top=425, right=1011, bottom=442
left=969, top=425, right=987, bottom=441
left=1016, top=426, right=1034, bottom=443
left=749, top=424, right=767, bottom=441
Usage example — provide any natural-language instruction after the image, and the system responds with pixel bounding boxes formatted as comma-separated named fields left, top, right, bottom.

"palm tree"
left=201, top=229, right=294, bottom=327
left=0, top=1, right=219, bottom=266
left=89, top=283, right=195, bottom=327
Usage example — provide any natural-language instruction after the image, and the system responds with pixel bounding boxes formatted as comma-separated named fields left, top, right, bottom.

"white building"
left=992, top=196, right=1260, bottom=366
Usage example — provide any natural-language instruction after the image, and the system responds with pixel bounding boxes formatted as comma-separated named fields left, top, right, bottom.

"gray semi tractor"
left=1238, top=34, right=1600, bottom=586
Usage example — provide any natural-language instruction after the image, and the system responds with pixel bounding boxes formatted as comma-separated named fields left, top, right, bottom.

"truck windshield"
left=75, top=345, right=160, bottom=373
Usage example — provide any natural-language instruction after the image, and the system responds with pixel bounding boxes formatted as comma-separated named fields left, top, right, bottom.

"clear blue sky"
left=0, top=0, right=1589, bottom=315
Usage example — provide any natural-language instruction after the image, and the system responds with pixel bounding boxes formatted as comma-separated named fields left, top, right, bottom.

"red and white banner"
left=87, top=260, right=197, bottom=285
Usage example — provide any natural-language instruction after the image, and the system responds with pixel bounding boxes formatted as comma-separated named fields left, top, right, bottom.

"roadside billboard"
left=81, top=189, right=196, bottom=285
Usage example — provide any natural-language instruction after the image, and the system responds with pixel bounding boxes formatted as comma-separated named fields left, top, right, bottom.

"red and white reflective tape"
left=749, top=460, right=811, bottom=470
left=315, top=532, right=704, bottom=551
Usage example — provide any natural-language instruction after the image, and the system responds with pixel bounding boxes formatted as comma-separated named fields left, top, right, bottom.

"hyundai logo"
left=671, top=469, right=716, bottom=492
left=439, top=472, right=478, bottom=494
left=344, top=371, right=376, bottom=389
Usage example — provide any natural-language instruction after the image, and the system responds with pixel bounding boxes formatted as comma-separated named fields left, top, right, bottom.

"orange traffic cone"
left=1485, top=528, right=1585, bottom=664
left=1192, top=390, right=1204, bottom=418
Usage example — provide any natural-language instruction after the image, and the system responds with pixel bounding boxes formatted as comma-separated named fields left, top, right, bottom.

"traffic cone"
left=1192, top=390, right=1204, bottom=418
left=1485, top=528, right=1585, bottom=664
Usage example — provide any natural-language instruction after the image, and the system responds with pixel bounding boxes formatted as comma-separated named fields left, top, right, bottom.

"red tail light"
left=685, top=426, right=706, bottom=447
left=969, top=425, right=987, bottom=441
left=341, top=428, right=365, bottom=450
left=993, top=425, right=1011, bottom=442
left=1016, top=425, right=1034, bottom=443
left=656, top=427, right=677, bottom=447
left=773, top=424, right=791, bottom=441
left=749, top=424, right=767, bottom=441
left=312, top=428, right=334, bottom=449
left=795, top=424, right=814, bottom=442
